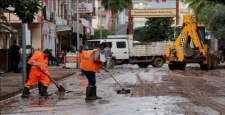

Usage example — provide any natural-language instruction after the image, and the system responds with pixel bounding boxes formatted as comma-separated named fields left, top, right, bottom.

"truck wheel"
left=109, top=59, right=116, bottom=69
left=211, top=57, right=218, bottom=69
left=201, top=54, right=212, bottom=70
left=138, top=63, right=149, bottom=68
left=168, top=63, right=177, bottom=70
left=178, top=63, right=186, bottom=70
left=200, top=64, right=211, bottom=70
left=104, top=59, right=116, bottom=69
left=152, top=57, right=164, bottom=68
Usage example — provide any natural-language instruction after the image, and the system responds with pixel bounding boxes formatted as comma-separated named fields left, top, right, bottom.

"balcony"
left=56, top=16, right=68, bottom=25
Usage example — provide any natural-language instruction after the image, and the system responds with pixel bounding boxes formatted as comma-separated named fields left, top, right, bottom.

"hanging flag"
left=42, top=0, right=49, bottom=6
left=104, top=11, right=112, bottom=29
left=147, top=0, right=166, bottom=3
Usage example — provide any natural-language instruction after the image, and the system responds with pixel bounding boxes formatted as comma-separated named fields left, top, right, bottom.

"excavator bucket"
left=183, top=44, right=201, bottom=58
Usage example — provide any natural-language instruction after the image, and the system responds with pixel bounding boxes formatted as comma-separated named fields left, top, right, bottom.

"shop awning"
left=56, top=25, right=72, bottom=32
left=0, top=24, right=17, bottom=33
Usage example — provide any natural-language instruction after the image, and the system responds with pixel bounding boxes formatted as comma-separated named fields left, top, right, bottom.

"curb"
left=0, top=72, right=76, bottom=101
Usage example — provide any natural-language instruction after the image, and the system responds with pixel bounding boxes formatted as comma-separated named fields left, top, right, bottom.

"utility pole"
left=22, top=23, right=27, bottom=85
left=100, top=0, right=102, bottom=39
left=176, top=0, right=179, bottom=25
left=76, top=0, right=79, bottom=50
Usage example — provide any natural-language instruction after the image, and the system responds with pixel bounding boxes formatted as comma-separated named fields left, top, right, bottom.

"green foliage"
left=181, top=0, right=215, bottom=22
left=202, top=4, right=225, bottom=39
left=101, top=0, right=132, bottom=13
left=182, top=0, right=225, bottom=39
left=134, top=18, right=174, bottom=42
left=93, top=29, right=113, bottom=39
left=0, top=0, right=41, bottom=23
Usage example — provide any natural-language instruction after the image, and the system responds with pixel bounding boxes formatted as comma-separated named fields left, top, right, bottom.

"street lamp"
left=76, top=0, right=79, bottom=50
left=100, top=0, right=102, bottom=39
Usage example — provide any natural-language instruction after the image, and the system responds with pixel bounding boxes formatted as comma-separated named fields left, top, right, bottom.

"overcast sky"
left=147, top=1, right=176, bottom=8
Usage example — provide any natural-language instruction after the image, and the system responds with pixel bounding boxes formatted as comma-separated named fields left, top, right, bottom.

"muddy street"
left=1, top=64, right=225, bottom=115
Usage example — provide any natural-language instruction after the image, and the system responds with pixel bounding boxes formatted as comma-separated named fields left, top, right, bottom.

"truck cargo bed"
left=129, top=41, right=173, bottom=57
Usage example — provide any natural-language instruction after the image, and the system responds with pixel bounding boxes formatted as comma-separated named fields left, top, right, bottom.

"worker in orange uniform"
left=80, top=43, right=109, bottom=100
left=21, top=49, right=52, bottom=98
left=78, top=44, right=84, bottom=75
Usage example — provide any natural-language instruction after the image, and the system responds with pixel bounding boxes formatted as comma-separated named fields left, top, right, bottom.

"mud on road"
left=1, top=64, right=225, bottom=115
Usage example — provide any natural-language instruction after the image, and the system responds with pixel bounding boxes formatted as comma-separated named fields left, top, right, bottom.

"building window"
left=64, top=4, right=67, bottom=19
left=133, top=3, right=139, bottom=8
left=116, top=42, right=126, bottom=48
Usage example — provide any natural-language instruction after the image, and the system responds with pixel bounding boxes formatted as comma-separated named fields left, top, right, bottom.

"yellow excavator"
left=166, top=14, right=221, bottom=70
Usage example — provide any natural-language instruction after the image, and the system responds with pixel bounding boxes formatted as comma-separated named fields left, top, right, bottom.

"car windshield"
left=83, top=41, right=100, bottom=50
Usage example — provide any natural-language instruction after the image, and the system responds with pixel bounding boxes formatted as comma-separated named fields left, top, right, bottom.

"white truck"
left=83, top=35, right=173, bottom=68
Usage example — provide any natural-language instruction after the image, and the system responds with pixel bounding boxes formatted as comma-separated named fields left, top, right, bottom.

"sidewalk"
left=0, top=65, right=78, bottom=101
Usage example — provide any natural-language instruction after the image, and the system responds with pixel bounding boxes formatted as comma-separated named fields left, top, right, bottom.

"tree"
left=207, top=0, right=225, bottom=5
left=202, top=4, right=225, bottom=39
left=0, top=0, right=41, bottom=23
left=181, top=0, right=215, bottom=22
left=101, top=0, right=132, bottom=34
left=134, top=27, right=148, bottom=42
left=182, top=0, right=225, bottom=39
left=93, top=29, right=112, bottom=39
left=143, top=18, right=174, bottom=42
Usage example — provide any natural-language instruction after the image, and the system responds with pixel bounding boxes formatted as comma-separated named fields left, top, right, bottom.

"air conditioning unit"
left=50, top=12, right=57, bottom=22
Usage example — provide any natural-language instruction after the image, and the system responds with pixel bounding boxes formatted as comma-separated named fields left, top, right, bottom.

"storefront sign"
left=78, top=3, right=93, bottom=13
left=131, top=9, right=176, bottom=17
left=42, top=21, right=50, bottom=35
left=65, top=53, right=77, bottom=68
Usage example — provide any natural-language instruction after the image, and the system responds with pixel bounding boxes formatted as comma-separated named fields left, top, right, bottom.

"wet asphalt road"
left=1, top=64, right=225, bottom=115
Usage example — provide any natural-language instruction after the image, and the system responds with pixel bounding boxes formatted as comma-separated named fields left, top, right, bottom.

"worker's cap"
left=43, top=49, right=53, bottom=58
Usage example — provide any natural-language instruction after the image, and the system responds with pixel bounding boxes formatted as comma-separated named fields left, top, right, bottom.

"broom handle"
left=108, top=72, right=124, bottom=90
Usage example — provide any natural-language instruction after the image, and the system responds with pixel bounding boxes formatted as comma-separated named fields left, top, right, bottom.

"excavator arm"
left=173, top=14, right=207, bottom=62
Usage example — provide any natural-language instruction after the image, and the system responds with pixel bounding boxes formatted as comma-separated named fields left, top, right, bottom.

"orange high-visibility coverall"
left=78, top=50, right=84, bottom=69
left=80, top=49, right=101, bottom=73
left=25, top=51, right=50, bottom=88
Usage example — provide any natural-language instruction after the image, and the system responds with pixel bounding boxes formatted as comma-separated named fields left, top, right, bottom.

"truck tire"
left=104, top=59, right=116, bottom=69
left=109, top=59, right=116, bottom=69
left=138, top=63, right=149, bottom=68
left=152, top=57, right=164, bottom=68
left=179, top=63, right=186, bottom=70
left=168, top=63, right=186, bottom=70
left=211, top=57, right=218, bottom=69
left=168, top=63, right=177, bottom=70
left=200, top=54, right=212, bottom=70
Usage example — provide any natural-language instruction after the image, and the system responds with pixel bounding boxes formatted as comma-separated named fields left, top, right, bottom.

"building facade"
left=0, top=0, right=96, bottom=71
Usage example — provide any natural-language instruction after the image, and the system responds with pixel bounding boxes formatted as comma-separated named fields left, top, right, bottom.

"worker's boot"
left=38, top=82, right=42, bottom=94
left=21, top=86, right=30, bottom=98
left=92, top=86, right=102, bottom=99
left=40, top=85, right=51, bottom=96
left=85, top=86, right=96, bottom=100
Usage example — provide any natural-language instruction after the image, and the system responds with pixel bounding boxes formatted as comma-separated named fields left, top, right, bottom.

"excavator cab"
left=174, top=24, right=206, bottom=49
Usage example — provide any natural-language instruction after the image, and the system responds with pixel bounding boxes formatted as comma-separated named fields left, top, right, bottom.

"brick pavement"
left=0, top=65, right=78, bottom=101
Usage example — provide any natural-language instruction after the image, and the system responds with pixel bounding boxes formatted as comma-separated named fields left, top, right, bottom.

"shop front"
left=0, top=23, right=18, bottom=72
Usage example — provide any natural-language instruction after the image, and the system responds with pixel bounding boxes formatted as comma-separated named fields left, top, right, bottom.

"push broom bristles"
left=117, top=89, right=131, bottom=94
